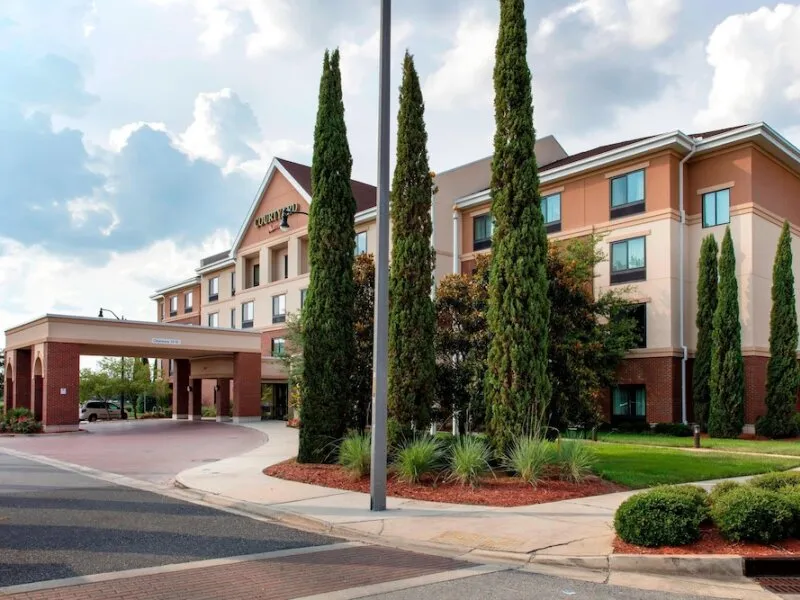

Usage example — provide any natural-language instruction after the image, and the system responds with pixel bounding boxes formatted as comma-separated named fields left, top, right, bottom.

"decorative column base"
left=188, top=414, right=202, bottom=421
left=172, top=414, right=188, bottom=420
left=232, top=416, right=261, bottom=424
left=216, top=415, right=232, bottom=423
left=43, top=424, right=80, bottom=433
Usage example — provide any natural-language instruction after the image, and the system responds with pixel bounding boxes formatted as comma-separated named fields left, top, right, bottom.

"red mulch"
left=263, top=459, right=626, bottom=507
left=614, top=526, right=800, bottom=556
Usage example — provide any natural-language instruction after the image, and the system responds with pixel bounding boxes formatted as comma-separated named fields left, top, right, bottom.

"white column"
left=452, top=211, right=461, bottom=274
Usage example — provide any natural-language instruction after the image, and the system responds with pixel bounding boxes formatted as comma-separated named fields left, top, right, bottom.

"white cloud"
left=148, top=0, right=296, bottom=57
left=695, top=4, right=800, bottom=130
left=535, top=0, right=681, bottom=52
left=424, top=9, right=497, bottom=110
left=339, top=21, right=413, bottom=95
left=108, top=121, right=168, bottom=152
left=66, top=197, right=119, bottom=236
left=177, top=88, right=260, bottom=173
left=0, top=229, right=232, bottom=348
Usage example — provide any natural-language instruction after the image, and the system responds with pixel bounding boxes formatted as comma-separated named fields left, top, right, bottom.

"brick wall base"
left=612, top=356, right=682, bottom=424
left=42, top=342, right=80, bottom=432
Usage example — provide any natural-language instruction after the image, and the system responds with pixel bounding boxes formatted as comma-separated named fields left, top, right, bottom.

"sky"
left=2, top=0, right=800, bottom=351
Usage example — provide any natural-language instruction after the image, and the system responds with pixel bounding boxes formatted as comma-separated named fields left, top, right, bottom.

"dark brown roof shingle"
left=277, top=158, right=377, bottom=213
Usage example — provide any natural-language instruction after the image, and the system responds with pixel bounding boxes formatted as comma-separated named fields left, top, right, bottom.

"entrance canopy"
left=4, top=314, right=263, bottom=432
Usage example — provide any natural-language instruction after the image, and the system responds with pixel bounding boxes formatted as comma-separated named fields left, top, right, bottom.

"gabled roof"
left=149, top=276, right=201, bottom=300
left=225, top=157, right=378, bottom=261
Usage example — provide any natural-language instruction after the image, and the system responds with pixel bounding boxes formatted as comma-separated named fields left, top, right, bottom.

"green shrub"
left=781, top=488, right=800, bottom=536
left=202, top=405, right=217, bottom=418
left=654, top=485, right=710, bottom=521
left=793, top=412, right=800, bottom=436
left=652, top=423, right=694, bottom=437
left=556, top=440, right=595, bottom=483
left=709, top=480, right=743, bottom=505
left=338, top=432, right=371, bottom=479
left=3, top=408, right=43, bottom=434
left=615, top=489, right=705, bottom=547
left=503, top=436, right=554, bottom=486
left=712, top=487, right=793, bottom=543
left=749, top=471, right=800, bottom=492
left=393, top=436, right=444, bottom=483
left=614, top=421, right=651, bottom=434
left=447, top=435, right=491, bottom=487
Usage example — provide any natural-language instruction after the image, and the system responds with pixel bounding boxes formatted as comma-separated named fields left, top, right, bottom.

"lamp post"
left=278, top=208, right=309, bottom=232
left=98, top=308, right=126, bottom=416
left=370, top=0, right=391, bottom=512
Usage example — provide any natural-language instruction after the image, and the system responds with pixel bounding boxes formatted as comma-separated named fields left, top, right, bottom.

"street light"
left=370, top=0, right=391, bottom=512
left=279, top=207, right=309, bottom=232
left=98, top=307, right=122, bottom=320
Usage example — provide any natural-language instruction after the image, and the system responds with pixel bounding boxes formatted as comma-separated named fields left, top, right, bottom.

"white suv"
left=80, top=401, right=128, bottom=422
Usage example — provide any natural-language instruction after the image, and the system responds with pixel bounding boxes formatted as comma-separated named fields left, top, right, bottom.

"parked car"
left=80, top=401, right=128, bottom=422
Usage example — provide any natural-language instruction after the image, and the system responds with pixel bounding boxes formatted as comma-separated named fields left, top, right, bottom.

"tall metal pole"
left=370, top=0, right=391, bottom=512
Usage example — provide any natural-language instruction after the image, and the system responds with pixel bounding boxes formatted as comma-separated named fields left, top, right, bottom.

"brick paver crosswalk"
left=2, top=545, right=472, bottom=600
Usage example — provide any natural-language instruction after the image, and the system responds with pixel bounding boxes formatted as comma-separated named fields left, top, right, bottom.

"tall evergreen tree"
left=485, top=0, right=551, bottom=454
left=388, top=52, right=436, bottom=430
left=708, top=227, right=745, bottom=438
left=692, top=234, right=718, bottom=430
left=760, top=221, right=800, bottom=438
left=298, top=49, right=357, bottom=463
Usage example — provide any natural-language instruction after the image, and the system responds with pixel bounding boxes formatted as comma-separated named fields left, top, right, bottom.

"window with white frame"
left=209, top=276, right=219, bottom=301
left=702, top=188, right=731, bottom=228
left=208, top=312, right=219, bottom=327
left=272, top=294, right=286, bottom=323
left=184, top=291, right=193, bottom=312
left=355, top=231, right=368, bottom=255
left=169, top=295, right=178, bottom=316
left=242, top=301, right=254, bottom=328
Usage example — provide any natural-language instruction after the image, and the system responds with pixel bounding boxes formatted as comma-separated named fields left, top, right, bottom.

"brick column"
left=232, top=352, right=261, bottom=423
left=33, top=375, right=43, bottom=421
left=42, top=342, right=80, bottom=433
left=13, top=348, right=32, bottom=411
left=189, top=378, right=203, bottom=421
left=216, top=378, right=231, bottom=422
left=172, top=359, right=190, bottom=419
left=3, top=368, right=11, bottom=419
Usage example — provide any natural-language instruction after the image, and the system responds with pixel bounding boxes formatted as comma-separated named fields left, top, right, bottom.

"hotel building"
left=153, top=122, right=800, bottom=432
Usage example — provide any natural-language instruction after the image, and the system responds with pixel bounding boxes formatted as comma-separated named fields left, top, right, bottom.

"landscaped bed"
left=264, top=458, right=625, bottom=507
left=613, top=472, right=800, bottom=557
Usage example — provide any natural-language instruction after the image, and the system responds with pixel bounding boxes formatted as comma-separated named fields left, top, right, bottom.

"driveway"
left=0, top=419, right=266, bottom=485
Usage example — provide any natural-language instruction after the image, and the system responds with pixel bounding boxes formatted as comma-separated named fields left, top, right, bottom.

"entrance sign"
left=151, top=337, right=182, bottom=346
left=254, top=203, right=299, bottom=228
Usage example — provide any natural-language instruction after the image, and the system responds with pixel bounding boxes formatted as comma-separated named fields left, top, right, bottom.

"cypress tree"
left=760, top=221, right=799, bottom=438
left=485, top=0, right=551, bottom=454
left=388, top=52, right=436, bottom=431
left=692, top=234, right=718, bottom=431
left=708, top=227, right=745, bottom=438
left=298, top=49, right=357, bottom=463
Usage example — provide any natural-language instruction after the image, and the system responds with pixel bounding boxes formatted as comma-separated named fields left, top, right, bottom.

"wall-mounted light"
left=187, top=385, right=193, bottom=393
left=214, top=384, right=220, bottom=392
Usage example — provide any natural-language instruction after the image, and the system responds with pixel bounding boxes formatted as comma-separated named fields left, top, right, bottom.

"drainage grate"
left=756, top=578, right=800, bottom=594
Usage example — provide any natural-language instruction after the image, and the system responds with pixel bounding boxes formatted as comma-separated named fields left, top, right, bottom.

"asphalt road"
left=0, top=452, right=335, bottom=587
left=0, top=451, right=732, bottom=599
left=369, top=570, right=728, bottom=600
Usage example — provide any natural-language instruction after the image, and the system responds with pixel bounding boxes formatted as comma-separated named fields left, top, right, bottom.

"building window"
left=473, top=213, right=494, bottom=251
left=208, top=312, right=219, bottom=327
left=702, top=188, right=731, bottom=228
left=272, top=337, right=285, bottom=357
left=230, top=308, right=236, bottom=329
left=610, top=236, right=646, bottom=284
left=209, top=276, right=219, bottom=302
left=283, top=254, right=289, bottom=279
left=242, top=301, right=254, bottom=328
left=168, top=359, right=174, bottom=376
left=160, top=302, right=164, bottom=321
left=610, top=169, right=645, bottom=219
left=612, top=385, right=646, bottom=422
left=169, top=295, right=178, bottom=317
left=355, top=231, right=368, bottom=256
left=184, top=291, right=193, bottom=313
left=253, top=264, right=260, bottom=287
left=542, top=193, right=561, bottom=233
left=272, top=294, right=286, bottom=323
left=300, top=288, right=308, bottom=309
left=231, top=271, right=236, bottom=295
left=622, top=303, right=647, bottom=349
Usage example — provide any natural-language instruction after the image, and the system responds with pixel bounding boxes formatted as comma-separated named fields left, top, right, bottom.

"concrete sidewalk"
left=174, top=421, right=773, bottom=566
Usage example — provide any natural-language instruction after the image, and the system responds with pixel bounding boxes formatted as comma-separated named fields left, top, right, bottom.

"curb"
left=172, top=475, right=764, bottom=584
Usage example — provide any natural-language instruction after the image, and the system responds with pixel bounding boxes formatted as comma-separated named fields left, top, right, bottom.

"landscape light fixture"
left=279, top=207, right=309, bottom=232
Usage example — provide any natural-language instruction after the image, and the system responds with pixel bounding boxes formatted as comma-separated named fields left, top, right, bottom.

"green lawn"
left=591, top=443, right=800, bottom=488
left=597, top=432, right=800, bottom=457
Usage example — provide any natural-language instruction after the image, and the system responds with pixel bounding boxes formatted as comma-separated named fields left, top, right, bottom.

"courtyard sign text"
left=254, top=203, right=299, bottom=228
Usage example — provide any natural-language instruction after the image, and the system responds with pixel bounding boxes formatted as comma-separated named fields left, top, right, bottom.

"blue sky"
left=2, top=0, right=800, bottom=348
